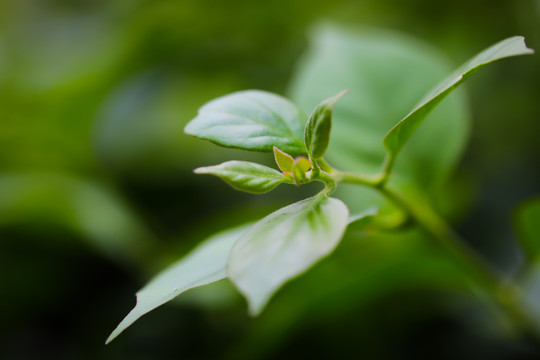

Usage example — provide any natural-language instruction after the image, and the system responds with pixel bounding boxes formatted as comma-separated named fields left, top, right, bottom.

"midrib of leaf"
left=245, top=93, right=305, bottom=147
left=221, top=168, right=283, bottom=181
left=203, top=109, right=304, bottom=148
left=267, top=195, right=326, bottom=267
left=146, top=269, right=225, bottom=307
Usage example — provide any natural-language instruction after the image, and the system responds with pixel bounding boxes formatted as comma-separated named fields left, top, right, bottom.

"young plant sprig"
left=107, top=36, right=534, bottom=344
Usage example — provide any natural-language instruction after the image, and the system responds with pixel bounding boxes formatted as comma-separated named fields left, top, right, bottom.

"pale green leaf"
left=304, top=89, right=349, bottom=160
left=227, top=194, right=349, bottom=315
left=106, top=224, right=250, bottom=344
left=383, top=36, right=534, bottom=165
left=185, top=90, right=307, bottom=155
left=232, top=229, right=472, bottom=359
left=194, top=160, right=287, bottom=194
left=290, top=24, right=469, bottom=194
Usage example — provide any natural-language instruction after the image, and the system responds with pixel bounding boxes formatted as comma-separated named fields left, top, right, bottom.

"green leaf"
left=304, top=89, right=349, bottom=160
left=185, top=90, right=308, bottom=155
left=273, top=146, right=295, bottom=174
left=106, top=224, right=250, bottom=344
left=290, top=24, right=468, bottom=193
left=232, top=229, right=472, bottom=359
left=514, top=198, right=540, bottom=263
left=383, top=36, right=534, bottom=166
left=288, top=25, right=533, bottom=220
left=194, top=161, right=287, bottom=194
left=227, top=193, right=349, bottom=315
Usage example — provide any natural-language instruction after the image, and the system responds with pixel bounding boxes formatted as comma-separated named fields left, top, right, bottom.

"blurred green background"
left=0, top=0, right=539, bottom=359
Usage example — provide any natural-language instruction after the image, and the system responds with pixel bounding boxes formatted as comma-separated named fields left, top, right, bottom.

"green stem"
left=380, top=154, right=395, bottom=185
left=333, top=171, right=383, bottom=187
left=379, top=187, right=501, bottom=288
left=334, top=170, right=532, bottom=335
left=382, top=187, right=535, bottom=335
left=311, top=169, right=337, bottom=196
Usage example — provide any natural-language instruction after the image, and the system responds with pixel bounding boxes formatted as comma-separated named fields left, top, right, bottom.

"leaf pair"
left=274, top=146, right=313, bottom=186
left=107, top=193, right=352, bottom=343
left=186, top=89, right=347, bottom=193
left=186, top=87, right=347, bottom=159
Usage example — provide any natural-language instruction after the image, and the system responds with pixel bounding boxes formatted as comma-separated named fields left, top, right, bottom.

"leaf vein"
left=244, top=94, right=304, bottom=147
left=207, top=109, right=300, bottom=142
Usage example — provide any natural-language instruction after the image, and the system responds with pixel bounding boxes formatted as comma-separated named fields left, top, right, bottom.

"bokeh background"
left=0, top=0, right=539, bottom=359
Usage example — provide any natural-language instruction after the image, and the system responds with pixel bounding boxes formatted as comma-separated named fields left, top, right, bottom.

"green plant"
left=107, top=31, right=536, bottom=343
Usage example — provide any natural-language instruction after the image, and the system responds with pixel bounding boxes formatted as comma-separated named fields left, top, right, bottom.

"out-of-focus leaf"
left=194, top=161, right=287, bottom=194
left=304, top=89, right=349, bottom=160
left=514, top=198, right=540, bottom=263
left=106, top=224, right=250, bottom=344
left=93, top=71, right=242, bottom=173
left=347, top=206, right=378, bottom=232
left=0, top=11, right=131, bottom=173
left=383, top=36, right=534, bottom=167
left=227, top=193, right=349, bottom=315
left=230, top=229, right=472, bottom=359
left=0, top=173, right=154, bottom=263
left=185, top=90, right=308, bottom=155
left=289, top=24, right=471, bottom=192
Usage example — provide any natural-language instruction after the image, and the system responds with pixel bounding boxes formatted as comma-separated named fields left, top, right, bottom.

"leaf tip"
left=513, top=36, right=535, bottom=55
left=242, top=289, right=271, bottom=317
left=104, top=319, right=126, bottom=345
left=247, top=303, right=263, bottom=317
left=105, top=335, right=114, bottom=345
left=340, top=88, right=351, bottom=96
left=105, top=322, right=125, bottom=345
left=104, top=294, right=144, bottom=345
left=274, top=146, right=295, bottom=173
left=325, top=88, right=350, bottom=108
left=193, top=166, right=207, bottom=174
left=183, top=120, right=196, bottom=136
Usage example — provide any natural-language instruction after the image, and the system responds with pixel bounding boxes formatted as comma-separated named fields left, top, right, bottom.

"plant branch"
left=378, top=187, right=501, bottom=288
left=379, top=154, right=395, bottom=186
left=334, top=169, right=533, bottom=335
left=332, top=170, right=384, bottom=187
